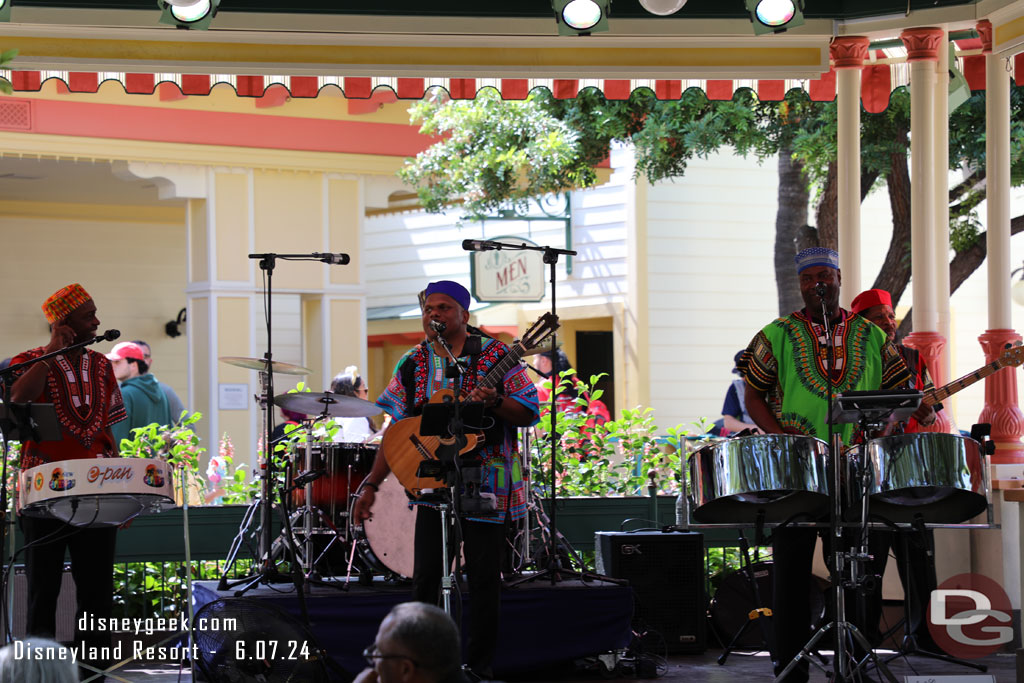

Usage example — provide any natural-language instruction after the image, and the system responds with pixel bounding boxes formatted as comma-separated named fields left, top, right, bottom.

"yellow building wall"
left=0, top=199, right=189, bottom=422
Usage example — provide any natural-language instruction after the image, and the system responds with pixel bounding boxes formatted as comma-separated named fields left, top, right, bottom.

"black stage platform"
left=192, top=577, right=635, bottom=677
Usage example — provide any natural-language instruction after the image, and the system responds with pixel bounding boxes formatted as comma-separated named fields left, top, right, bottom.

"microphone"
left=462, top=239, right=502, bottom=252
left=429, top=320, right=447, bottom=334
left=92, top=329, right=120, bottom=344
left=314, top=253, right=350, bottom=265
left=814, top=282, right=828, bottom=299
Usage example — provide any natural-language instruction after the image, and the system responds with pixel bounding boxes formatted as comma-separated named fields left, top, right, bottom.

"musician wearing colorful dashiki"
left=352, top=280, right=538, bottom=679
left=9, top=283, right=126, bottom=680
left=740, top=249, right=911, bottom=683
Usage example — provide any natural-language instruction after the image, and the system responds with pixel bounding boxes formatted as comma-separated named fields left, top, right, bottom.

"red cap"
left=106, top=342, right=145, bottom=362
left=851, top=289, right=893, bottom=315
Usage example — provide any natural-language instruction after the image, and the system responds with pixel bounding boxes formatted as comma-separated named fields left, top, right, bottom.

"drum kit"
left=685, top=392, right=994, bottom=680
left=215, top=354, right=421, bottom=586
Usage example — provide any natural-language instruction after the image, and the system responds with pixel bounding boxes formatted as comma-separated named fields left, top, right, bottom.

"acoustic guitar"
left=382, top=313, right=560, bottom=497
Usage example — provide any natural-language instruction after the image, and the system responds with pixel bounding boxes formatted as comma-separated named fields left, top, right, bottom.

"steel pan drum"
left=19, top=458, right=176, bottom=527
left=852, top=433, right=988, bottom=524
left=688, top=435, right=830, bottom=524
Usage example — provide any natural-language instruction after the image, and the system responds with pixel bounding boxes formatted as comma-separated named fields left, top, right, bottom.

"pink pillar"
left=976, top=20, right=1024, bottom=463
left=903, top=331, right=955, bottom=433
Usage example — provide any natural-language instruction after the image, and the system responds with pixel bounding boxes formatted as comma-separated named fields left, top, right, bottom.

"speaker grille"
left=595, top=531, right=706, bottom=654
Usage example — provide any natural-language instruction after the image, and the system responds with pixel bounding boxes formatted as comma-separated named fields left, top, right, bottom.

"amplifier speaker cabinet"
left=0, top=564, right=76, bottom=642
left=595, top=530, right=706, bottom=654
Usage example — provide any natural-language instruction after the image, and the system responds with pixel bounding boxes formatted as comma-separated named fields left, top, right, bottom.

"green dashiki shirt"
left=741, top=308, right=911, bottom=445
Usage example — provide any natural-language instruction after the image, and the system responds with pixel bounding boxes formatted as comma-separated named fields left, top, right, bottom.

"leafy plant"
left=0, top=49, right=17, bottom=95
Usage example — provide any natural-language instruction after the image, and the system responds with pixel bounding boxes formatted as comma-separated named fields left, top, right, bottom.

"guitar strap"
left=401, top=337, right=484, bottom=417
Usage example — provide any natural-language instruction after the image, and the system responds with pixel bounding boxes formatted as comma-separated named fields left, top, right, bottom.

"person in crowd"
left=329, top=365, right=377, bottom=443
left=131, top=340, right=186, bottom=424
left=353, top=280, right=538, bottom=678
left=106, top=341, right=172, bottom=446
left=0, top=637, right=79, bottom=683
left=354, top=602, right=468, bottom=683
left=9, top=283, right=126, bottom=681
left=720, top=349, right=760, bottom=435
left=739, top=249, right=916, bottom=682
left=851, top=288, right=942, bottom=653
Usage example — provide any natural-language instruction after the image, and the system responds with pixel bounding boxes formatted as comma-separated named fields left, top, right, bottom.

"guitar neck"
left=926, top=359, right=1009, bottom=405
left=472, top=342, right=526, bottom=392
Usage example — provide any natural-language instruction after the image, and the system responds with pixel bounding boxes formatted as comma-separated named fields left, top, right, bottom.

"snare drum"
left=292, top=442, right=376, bottom=522
left=18, top=458, right=176, bottom=527
left=688, top=434, right=831, bottom=524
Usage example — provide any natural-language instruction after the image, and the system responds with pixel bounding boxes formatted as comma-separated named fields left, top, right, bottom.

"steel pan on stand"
left=687, top=434, right=831, bottom=524
left=850, top=432, right=990, bottom=525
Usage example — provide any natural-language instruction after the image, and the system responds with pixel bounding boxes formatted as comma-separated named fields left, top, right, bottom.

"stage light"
left=0, top=0, right=10, bottom=23
left=639, top=0, right=686, bottom=15
left=158, top=0, right=219, bottom=30
left=553, top=0, right=610, bottom=36
left=745, top=0, right=804, bottom=35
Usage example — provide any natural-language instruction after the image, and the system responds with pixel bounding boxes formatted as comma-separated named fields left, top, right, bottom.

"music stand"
left=829, top=390, right=922, bottom=428
left=0, top=403, right=62, bottom=444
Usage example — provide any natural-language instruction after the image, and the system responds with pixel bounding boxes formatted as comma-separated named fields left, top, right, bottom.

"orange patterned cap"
left=42, top=283, right=92, bottom=324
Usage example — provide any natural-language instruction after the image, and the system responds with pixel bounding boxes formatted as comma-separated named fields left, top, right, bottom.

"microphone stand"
left=466, top=239, right=618, bottom=585
left=218, top=252, right=349, bottom=602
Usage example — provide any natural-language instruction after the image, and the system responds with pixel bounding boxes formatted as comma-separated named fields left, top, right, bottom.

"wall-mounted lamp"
left=639, top=0, right=686, bottom=15
left=745, top=0, right=804, bottom=35
left=158, top=0, right=219, bottom=30
left=165, top=307, right=187, bottom=338
left=553, top=0, right=610, bottom=36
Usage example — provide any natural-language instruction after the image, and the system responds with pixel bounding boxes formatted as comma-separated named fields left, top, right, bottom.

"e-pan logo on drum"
left=33, top=473, right=43, bottom=491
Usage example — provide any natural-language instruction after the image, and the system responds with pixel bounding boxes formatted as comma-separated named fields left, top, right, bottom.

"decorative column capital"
left=976, top=20, right=994, bottom=54
left=900, top=27, right=945, bottom=62
left=830, top=36, right=870, bottom=69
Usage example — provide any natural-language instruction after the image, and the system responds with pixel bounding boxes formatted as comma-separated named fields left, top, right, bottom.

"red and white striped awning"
left=3, top=49, right=1020, bottom=114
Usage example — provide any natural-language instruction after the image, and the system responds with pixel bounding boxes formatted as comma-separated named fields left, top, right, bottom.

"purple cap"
left=423, top=280, right=471, bottom=310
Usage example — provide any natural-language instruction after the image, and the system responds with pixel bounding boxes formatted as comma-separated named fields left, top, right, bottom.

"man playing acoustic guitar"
left=352, top=280, right=539, bottom=680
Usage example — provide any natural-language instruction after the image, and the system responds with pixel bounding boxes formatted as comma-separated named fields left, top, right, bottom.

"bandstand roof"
left=2, top=0, right=1024, bottom=112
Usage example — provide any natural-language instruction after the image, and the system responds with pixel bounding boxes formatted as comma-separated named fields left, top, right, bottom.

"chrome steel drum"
left=688, top=434, right=830, bottom=524
left=853, top=433, right=989, bottom=524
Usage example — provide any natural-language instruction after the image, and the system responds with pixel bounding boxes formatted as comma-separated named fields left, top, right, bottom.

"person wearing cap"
left=851, top=288, right=942, bottom=654
left=131, top=339, right=186, bottom=425
left=352, top=280, right=539, bottom=679
left=720, top=349, right=760, bottom=434
left=739, top=249, right=911, bottom=683
left=9, top=283, right=127, bottom=681
left=107, top=341, right=172, bottom=446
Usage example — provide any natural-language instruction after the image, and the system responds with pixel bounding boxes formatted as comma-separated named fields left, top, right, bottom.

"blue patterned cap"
left=794, top=247, right=839, bottom=274
left=423, top=280, right=471, bottom=310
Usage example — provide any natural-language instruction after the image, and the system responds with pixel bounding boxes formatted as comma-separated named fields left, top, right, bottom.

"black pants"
left=867, top=527, right=938, bottom=647
left=412, top=506, right=504, bottom=673
left=20, top=515, right=117, bottom=674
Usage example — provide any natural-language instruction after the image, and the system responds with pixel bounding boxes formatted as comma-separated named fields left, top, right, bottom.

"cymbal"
left=274, top=391, right=382, bottom=418
left=219, top=356, right=312, bottom=375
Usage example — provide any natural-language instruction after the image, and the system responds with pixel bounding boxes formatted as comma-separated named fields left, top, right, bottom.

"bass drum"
left=709, top=561, right=828, bottom=649
left=352, top=475, right=416, bottom=579
left=351, top=476, right=464, bottom=580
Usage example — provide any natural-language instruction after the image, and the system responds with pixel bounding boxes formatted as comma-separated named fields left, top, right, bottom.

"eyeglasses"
left=362, top=645, right=418, bottom=667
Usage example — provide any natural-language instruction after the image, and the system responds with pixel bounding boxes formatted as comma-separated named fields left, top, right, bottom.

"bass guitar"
left=382, top=313, right=559, bottom=497
left=922, top=341, right=1024, bottom=407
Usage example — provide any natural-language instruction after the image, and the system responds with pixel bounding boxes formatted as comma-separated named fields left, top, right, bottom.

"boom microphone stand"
left=218, top=252, right=349, bottom=596
left=462, top=239, right=613, bottom=585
